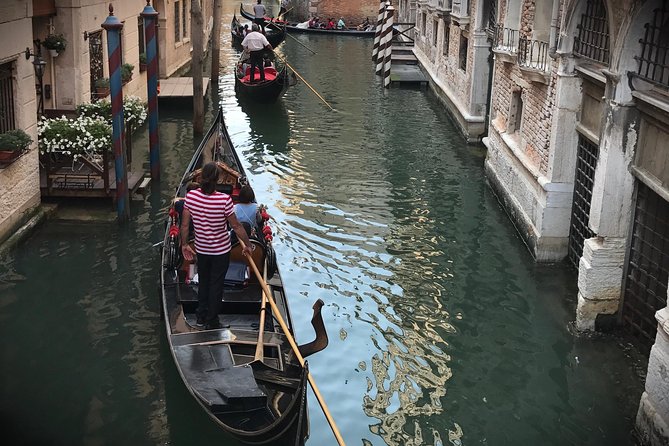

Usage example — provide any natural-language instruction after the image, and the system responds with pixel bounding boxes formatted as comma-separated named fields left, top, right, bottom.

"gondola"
left=234, top=53, right=290, bottom=103
left=160, top=108, right=328, bottom=445
left=240, top=3, right=375, bottom=37
left=231, top=13, right=286, bottom=50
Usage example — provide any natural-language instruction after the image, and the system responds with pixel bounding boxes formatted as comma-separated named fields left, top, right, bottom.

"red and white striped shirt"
left=184, top=189, right=234, bottom=255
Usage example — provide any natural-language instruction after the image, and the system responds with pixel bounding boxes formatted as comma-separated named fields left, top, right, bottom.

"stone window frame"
left=421, top=11, right=427, bottom=37
left=175, top=0, right=182, bottom=44
left=459, top=31, right=469, bottom=72
left=507, top=87, right=524, bottom=134
left=183, top=0, right=190, bottom=40
left=433, top=18, right=439, bottom=46
left=443, top=18, right=451, bottom=55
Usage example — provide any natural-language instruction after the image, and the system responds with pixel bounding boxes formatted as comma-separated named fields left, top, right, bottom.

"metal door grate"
left=574, top=0, right=610, bottom=65
left=622, top=182, right=669, bottom=349
left=568, top=134, right=599, bottom=268
left=633, top=2, right=669, bottom=88
left=88, top=30, right=104, bottom=101
left=0, top=62, right=15, bottom=133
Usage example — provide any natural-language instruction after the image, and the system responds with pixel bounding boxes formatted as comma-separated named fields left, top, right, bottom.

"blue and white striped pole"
left=141, top=1, right=160, bottom=180
left=102, top=4, right=129, bottom=222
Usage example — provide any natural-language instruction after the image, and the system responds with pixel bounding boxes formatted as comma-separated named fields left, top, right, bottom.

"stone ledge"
left=0, top=204, right=57, bottom=255
left=575, top=291, right=618, bottom=331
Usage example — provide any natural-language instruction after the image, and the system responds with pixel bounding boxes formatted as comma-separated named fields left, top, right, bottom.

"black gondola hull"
left=235, top=66, right=289, bottom=103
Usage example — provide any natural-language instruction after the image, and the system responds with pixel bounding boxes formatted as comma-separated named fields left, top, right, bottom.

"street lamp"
left=25, top=46, right=47, bottom=116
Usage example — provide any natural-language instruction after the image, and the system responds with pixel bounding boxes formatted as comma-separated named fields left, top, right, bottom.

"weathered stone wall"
left=305, top=0, right=379, bottom=24
left=0, top=1, right=40, bottom=243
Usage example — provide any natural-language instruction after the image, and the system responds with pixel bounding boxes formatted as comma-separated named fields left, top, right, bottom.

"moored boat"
left=160, top=108, right=328, bottom=445
left=231, top=13, right=286, bottom=49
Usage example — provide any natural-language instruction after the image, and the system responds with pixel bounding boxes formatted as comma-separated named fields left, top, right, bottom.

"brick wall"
left=309, top=0, right=379, bottom=25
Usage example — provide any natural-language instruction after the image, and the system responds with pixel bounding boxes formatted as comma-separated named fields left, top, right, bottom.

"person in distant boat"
left=180, top=163, right=253, bottom=330
left=326, top=18, right=335, bottom=29
left=244, top=24, right=250, bottom=36
left=253, top=0, right=267, bottom=33
left=234, top=185, right=259, bottom=233
left=337, top=17, right=347, bottom=30
left=279, top=0, right=289, bottom=19
left=241, top=24, right=273, bottom=83
left=308, top=17, right=319, bottom=28
left=357, top=17, right=370, bottom=31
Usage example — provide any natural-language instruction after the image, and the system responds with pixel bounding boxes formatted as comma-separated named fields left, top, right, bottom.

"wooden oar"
left=239, top=239, right=346, bottom=446
left=274, top=54, right=335, bottom=111
left=266, top=20, right=317, bottom=55
left=254, top=258, right=269, bottom=361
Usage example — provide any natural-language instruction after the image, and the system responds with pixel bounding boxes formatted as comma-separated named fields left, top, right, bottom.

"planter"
left=0, top=150, right=23, bottom=163
left=139, top=63, right=147, bottom=72
left=49, top=49, right=59, bottom=58
left=96, top=87, right=110, bottom=98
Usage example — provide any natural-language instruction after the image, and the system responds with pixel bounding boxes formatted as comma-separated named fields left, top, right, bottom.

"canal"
left=0, top=3, right=645, bottom=445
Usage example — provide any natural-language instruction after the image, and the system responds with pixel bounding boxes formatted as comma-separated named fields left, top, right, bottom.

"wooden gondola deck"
left=159, top=77, right=210, bottom=101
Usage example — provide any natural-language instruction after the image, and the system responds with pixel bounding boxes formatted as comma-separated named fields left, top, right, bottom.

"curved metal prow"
left=297, top=299, right=328, bottom=358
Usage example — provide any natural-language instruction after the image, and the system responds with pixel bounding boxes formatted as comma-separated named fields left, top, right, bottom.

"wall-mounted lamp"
left=25, top=44, right=47, bottom=116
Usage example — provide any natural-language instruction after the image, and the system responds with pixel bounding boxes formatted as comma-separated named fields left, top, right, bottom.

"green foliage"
left=95, top=77, right=110, bottom=89
left=0, top=129, right=32, bottom=152
left=139, top=53, right=147, bottom=65
left=76, top=96, right=147, bottom=128
left=43, top=34, right=67, bottom=52
left=38, top=115, right=111, bottom=159
left=121, top=63, right=134, bottom=82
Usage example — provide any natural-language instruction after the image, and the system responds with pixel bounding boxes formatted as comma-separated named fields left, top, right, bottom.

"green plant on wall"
left=43, top=34, right=67, bottom=53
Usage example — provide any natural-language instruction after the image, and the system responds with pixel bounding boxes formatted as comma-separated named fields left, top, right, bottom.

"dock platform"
left=389, top=47, right=427, bottom=86
left=159, top=77, right=210, bottom=102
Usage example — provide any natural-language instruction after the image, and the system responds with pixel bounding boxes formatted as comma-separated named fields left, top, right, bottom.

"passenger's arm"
left=228, top=213, right=254, bottom=257
left=180, top=207, right=196, bottom=261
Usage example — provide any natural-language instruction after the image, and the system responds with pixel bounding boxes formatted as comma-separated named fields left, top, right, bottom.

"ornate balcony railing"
left=518, top=36, right=550, bottom=71
left=494, top=26, right=518, bottom=53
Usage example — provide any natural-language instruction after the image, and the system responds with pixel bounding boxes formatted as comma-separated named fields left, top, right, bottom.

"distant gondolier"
left=279, top=0, right=289, bottom=19
left=253, top=0, right=266, bottom=33
left=241, top=24, right=273, bottom=83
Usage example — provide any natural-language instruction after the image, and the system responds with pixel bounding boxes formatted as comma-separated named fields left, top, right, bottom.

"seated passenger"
left=326, top=18, right=335, bottom=29
left=337, top=17, right=346, bottom=30
left=234, top=185, right=259, bottom=228
left=357, top=17, right=370, bottom=31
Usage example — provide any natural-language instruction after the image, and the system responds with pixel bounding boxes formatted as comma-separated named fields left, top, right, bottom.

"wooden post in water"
left=101, top=5, right=129, bottom=222
left=372, top=1, right=386, bottom=62
left=141, top=1, right=161, bottom=180
left=191, top=0, right=205, bottom=134
left=375, top=2, right=392, bottom=75
left=383, top=5, right=395, bottom=88
left=210, top=0, right=222, bottom=84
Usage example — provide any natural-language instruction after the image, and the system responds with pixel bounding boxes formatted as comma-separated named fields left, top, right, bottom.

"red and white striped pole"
left=383, top=5, right=395, bottom=88
left=372, top=0, right=386, bottom=62
left=141, top=1, right=160, bottom=181
left=101, top=4, right=129, bottom=222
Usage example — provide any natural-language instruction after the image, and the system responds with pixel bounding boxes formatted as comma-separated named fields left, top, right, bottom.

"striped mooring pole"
left=101, top=5, right=130, bottom=222
left=382, top=5, right=395, bottom=88
left=375, top=3, right=392, bottom=75
left=141, top=1, right=160, bottom=180
left=371, top=0, right=386, bottom=62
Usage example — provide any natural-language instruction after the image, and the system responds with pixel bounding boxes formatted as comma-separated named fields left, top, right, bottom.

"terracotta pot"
left=96, top=87, right=110, bottom=98
left=0, top=150, right=22, bottom=162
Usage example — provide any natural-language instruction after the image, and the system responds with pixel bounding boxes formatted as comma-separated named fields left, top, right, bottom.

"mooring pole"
left=383, top=5, right=395, bottom=88
left=102, top=4, right=130, bottom=222
left=376, top=2, right=391, bottom=75
left=372, top=0, right=386, bottom=62
left=141, top=1, right=160, bottom=180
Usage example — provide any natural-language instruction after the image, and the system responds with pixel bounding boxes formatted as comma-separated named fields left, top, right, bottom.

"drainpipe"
left=549, top=0, right=560, bottom=56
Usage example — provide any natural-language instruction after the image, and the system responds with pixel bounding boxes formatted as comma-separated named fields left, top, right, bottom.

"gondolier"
left=241, top=24, right=273, bottom=83
left=253, top=0, right=266, bottom=33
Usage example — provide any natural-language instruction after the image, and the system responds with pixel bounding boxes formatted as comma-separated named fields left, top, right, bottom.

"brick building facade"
left=397, top=0, right=669, bottom=444
left=290, top=0, right=379, bottom=24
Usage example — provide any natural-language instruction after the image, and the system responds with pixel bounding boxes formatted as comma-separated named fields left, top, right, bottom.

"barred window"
left=175, top=0, right=181, bottom=43
left=0, top=62, right=16, bottom=133
left=443, top=20, right=450, bottom=55
left=574, top=0, right=610, bottom=64
left=433, top=20, right=439, bottom=45
left=183, top=0, right=189, bottom=38
left=634, top=4, right=669, bottom=87
left=459, top=35, right=468, bottom=71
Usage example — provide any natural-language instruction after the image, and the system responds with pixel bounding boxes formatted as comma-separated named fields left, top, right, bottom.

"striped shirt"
left=184, top=189, right=234, bottom=255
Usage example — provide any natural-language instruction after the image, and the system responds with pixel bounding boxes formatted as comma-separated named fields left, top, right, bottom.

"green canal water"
left=0, top=4, right=646, bottom=445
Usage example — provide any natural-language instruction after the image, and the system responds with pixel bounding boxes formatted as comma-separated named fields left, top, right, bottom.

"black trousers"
left=250, top=50, right=265, bottom=81
left=196, top=252, right=230, bottom=325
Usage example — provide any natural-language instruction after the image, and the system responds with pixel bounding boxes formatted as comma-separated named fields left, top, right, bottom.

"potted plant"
left=43, top=34, right=67, bottom=57
left=95, top=77, right=110, bottom=98
left=139, top=53, right=147, bottom=72
left=0, top=129, right=32, bottom=162
left=121, top=63, right=134, bottom=84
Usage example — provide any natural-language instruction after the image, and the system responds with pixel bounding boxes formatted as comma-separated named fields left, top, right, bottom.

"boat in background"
left=231, top=13, right=286, bottom=49
left=240, top=3, right=375, bottom=37
left=234, top=53, right=290, bottom=103
left=160, top=108, right=328, bottom=445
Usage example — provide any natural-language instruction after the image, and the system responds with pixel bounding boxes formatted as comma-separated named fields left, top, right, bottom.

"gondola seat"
left=174, top=343, right=267, bottom=412
left=241, top=67, right=278, bottom=83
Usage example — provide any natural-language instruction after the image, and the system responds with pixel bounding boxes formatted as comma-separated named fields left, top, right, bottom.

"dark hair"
left=238, top=185, right=255, bottom=203
left=200, top=162, right=220, bottom=195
